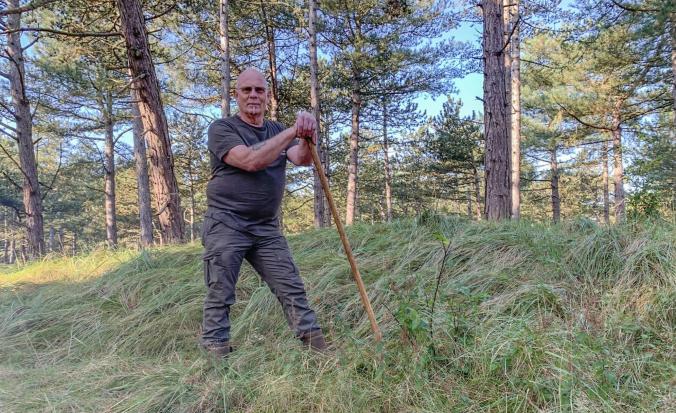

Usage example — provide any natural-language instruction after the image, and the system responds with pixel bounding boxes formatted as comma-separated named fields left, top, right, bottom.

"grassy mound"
left=1, top=217, right=674, bottom=412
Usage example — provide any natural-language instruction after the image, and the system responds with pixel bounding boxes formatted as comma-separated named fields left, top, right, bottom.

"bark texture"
left=510, top=1, right=521, bottom=219
left=117, top=0, right=184, bottom=243
left=262, top=4, right=278, bottom=121
left=346, top=76, right=361, bottom=225
left=382, top=99, right=393, bottom=222
left=7, top=0, right=45, bottom=257
left=131, top=95, right=153, bottom=247
left=308, top=0, right=328, bottom=228
left=601, top=139, right=610, bottom=224
left=102, top=91, right=118, bottom=247
left=612, top=100, right=625, bottom=221
left=550, top=146, right=560, bottom=223
left=219, top=0, right=231, bottom=117
left=482, top=0, right=511, bottom=220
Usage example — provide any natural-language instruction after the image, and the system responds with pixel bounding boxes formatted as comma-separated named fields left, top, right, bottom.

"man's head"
left=235, top=68, right=268, bottom=124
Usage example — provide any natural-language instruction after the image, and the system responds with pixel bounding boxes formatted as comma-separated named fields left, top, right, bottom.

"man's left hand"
left=295, top=112, right=316, bottom=139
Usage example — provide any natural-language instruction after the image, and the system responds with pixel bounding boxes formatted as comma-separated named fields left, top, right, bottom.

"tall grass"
left=0, top=217, right=674, bottom=412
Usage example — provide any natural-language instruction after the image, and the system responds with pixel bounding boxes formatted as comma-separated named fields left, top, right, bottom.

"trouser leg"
left=201, top=218, right=251, bottom=344
left=245, top=235, right=321, bottom=337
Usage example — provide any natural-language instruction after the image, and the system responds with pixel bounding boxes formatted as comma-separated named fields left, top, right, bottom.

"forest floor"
left=0, top=216, right=674, bottom=412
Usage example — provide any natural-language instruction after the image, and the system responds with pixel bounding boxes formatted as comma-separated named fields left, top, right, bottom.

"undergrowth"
left=0, top=217, right=674, bottom=412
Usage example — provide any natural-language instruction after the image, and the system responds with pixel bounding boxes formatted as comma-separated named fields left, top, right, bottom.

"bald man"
left=200, top=68, right=326, bottom=357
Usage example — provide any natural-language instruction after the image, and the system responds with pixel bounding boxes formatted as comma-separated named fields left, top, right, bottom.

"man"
left=200, top=68, right=327, bottom=357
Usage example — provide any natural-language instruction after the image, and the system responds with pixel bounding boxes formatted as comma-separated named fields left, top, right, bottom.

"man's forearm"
left=225, top=127, right=297, bottom=171
left=287, top=138, right=314, bottom=166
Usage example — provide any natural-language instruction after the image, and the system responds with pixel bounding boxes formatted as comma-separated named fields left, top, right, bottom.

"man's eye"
left=241, top=87, right=252, bottom=93
left=255, top=88, right=266, bottom=94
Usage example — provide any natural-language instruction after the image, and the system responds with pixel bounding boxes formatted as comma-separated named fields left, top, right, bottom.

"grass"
left=0, top=216, right=674, bottom=412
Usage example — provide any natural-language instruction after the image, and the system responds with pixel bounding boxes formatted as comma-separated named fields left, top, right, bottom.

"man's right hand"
left=295, top=112, right=316, bottom=139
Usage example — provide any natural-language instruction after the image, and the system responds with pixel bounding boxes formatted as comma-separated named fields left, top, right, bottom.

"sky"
left=415, top=19, right=484, bottom=120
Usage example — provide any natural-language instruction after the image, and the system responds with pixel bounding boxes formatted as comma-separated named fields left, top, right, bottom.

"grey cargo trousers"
left=200, top=214, right=321, bottom=344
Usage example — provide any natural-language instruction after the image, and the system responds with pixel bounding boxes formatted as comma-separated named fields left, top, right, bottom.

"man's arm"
left=224, top=127, right=296, bottom=172
left=224, top=111, right=316, bottom=171
left=287, top=133, right=315, bottom=166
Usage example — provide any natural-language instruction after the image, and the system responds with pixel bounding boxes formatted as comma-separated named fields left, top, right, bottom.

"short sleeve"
left=208, top=119, right=246, bottom=162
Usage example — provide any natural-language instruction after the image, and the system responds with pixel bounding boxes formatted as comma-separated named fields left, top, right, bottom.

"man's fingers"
left=295, top=112, right=316, bottom=138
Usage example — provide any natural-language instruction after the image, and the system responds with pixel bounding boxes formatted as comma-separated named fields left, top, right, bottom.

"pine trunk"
left=382, top=99, right=393, bottom=222
left=117, top=0, right=184, bottom=243
left=473, top=164, right=483, bottom=220
left=103, top=91, right=118, bottom=248
left=346, top=76, right=361, bottom=225
left=482, top=0, right=511, bottom=220
left=130, top=96, right=154, bottom=247
left=612, top=101, right=625, bottom=221
left=601, top=139, right=610, bottom=224
left=48, top=227, right=55, bottom=252
left=510, top=1, right=521, bottom=220
left=309, top=0, right=327, bottom=228
left=670, top=13, right=675, bottom=136
left=262, top=4, right=279, bottom=121
left=219, top=0, right=231, bottom=117
left=7, top=0, right=45, bottom=258
left=550, top=146, right=560, bottom=223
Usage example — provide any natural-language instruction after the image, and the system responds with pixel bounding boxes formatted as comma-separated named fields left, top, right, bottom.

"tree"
left=308, top=0, right=328, bottom=227
left=428, top=98, right=484, bottom=220
left=482, top=0, right=511, bottom=220
left=1, top=0, right=45, bottom=257
left=321, top=0, right=455, bottom=224
left=116, top=0, right=184, bottom=243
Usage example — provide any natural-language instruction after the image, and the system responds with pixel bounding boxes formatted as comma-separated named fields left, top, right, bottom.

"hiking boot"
left=299, top=330, right=328, bottom=352
left=200, top=340, right=233, bottom=358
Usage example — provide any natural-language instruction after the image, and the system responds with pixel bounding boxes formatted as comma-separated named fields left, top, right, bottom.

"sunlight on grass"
left=0, top=217, right=674, bottom=412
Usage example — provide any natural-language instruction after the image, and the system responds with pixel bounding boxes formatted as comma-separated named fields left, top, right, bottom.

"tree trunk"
left=48, top=227, right=55, bottom=253
left=10, top=239, right=16, bottom=264
left=612, top=100, right=625, bottom=221
left=601, top=139, right=610, bottom=224
left=71, top=232, right=77, bottom=256
left=510, top=1, right=521, bottom=219
left=550, top=146, right=560, bottom=223
left=187, top=158, right=196, bottom=243
left=7, top=0, right=45, bottom=258
left=670, top=12, right=675, bottom=137
left=482, top=0, right=511, bottom=220
left=219, top=0, right=231, bottom=117
left=130, top=86, right=154, bottom=247
left=261, top=4, right=279, bottom=121
left=103, top=91, right=118, bottom=248
left=3, top=239, right=8, bottom=264
left=117, top=0, right=184, bottom=243
left=346, top=75, right=361, bottom=225
left=58, top=227, right=64, bottom=252
left=309, top=0, right=327, bottom=228
left=382, top=98, right=393, bottom=222
left=473, top=164, right=483, bottom=220
left=466, top=187, right=473, bottom=218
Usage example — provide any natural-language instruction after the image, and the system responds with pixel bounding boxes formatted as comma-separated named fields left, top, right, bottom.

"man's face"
left=235, top=71, right=268, bottom=119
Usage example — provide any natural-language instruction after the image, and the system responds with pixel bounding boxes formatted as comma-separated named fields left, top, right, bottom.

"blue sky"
left=415, top=18, right=484, bottom=119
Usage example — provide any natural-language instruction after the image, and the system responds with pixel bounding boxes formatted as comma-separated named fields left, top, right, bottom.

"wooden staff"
left=306, top=139, right=382, bottom=342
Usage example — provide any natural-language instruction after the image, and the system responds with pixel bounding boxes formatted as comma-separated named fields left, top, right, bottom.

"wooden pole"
left=306, top=139, right=382, bottom=342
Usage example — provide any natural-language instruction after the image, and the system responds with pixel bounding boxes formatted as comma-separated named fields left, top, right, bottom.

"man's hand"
left=295, top=111, right=316, bottom=140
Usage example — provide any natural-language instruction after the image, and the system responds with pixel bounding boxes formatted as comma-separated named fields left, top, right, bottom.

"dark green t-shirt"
left=206, top=115, right=295, bottom=235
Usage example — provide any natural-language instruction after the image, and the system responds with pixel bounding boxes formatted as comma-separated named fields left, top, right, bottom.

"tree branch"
left=553, top=100, right=613, bottom=132
left=609, top=0, right=659, bottom=13
left=0, top=0, right=59, bottom=17
left=0, top=140, right=31, bottom=184
left=0, top=27, right=120, bottom=38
